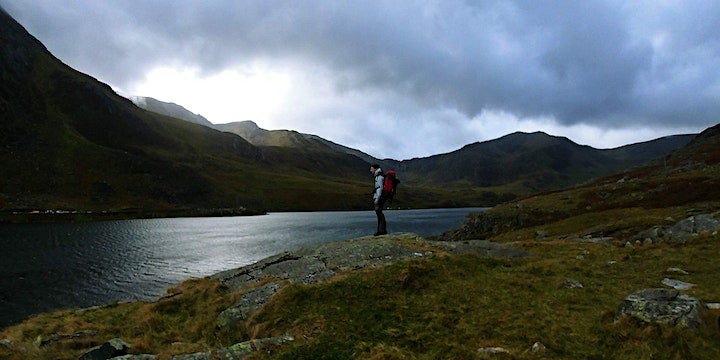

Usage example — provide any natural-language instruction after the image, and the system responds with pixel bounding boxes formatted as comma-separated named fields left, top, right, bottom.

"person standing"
left=370, top=164, right=387, bottom=236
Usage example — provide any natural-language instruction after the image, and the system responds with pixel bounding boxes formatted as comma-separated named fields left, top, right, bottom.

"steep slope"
left=215, top=120, right=331, bottom=151
left=129, top=96, right=214, bottom=127
left=0, top=9, right=380, bottom=215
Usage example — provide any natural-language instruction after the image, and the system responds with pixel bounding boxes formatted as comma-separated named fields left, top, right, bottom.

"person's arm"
left=373, top=174, right=384, bottom=203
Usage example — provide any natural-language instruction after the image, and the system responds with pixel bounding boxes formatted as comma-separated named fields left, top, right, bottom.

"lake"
left=0, top=207, right=484, bottom=328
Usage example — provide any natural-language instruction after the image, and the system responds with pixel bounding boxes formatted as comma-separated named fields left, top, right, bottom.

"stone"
left=33, top=330, right=98, bottom=347
left=665, top=214, right=720, bottom=244
left=215, top=335, right=294, bottom=360
left=217, top=282, right=281, bottom=329
left=0, top=338, right=13, bottom=349
left=79, top=338, right=131, bottom=360
left=631, top=213, right=720, bottom=245
left=616, top=288, right=703, bottom=328
left=705, top=303, right=720, bottom=310
left=665, top=267, right=690, bottom=275
left=171, top=352, right=211, bottom=360
left=565, top=279, right=584, bottom=289
left=535, top=230, right=548, bottom=239
left=478, top=347, right=509, bottom=355
left=531, top=342, right=546, bottom=353
left=109, top=356, right=156, bottom=360
left=661, top=278, right=695, bottom=290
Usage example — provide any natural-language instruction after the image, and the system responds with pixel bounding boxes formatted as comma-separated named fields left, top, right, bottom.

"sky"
left=2, top=1, right=719, bottom=160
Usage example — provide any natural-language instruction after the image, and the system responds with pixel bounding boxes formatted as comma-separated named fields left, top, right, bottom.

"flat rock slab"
left=212, top=234, right=530, bottom=290
left=616, top=288, right=703, bottom=328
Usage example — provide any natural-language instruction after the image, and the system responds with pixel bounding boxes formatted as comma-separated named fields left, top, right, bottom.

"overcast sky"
left=3, top=1, right=719, bottom=159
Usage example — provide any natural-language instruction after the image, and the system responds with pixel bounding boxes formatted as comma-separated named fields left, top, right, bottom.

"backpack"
left=382, top=170, right=400, bottom=201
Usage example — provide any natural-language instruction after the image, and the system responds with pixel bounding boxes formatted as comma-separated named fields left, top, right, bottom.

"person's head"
left=370, top=164, right=380, bottom=174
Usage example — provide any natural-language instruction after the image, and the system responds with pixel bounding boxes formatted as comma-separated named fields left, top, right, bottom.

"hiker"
left=370, top=164, right=387, bottom=236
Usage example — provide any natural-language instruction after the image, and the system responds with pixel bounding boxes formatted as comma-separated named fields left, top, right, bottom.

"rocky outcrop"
left=616, top=288, right=703, bottom=328
left=168, top=335, right=293, bottom=360
left=79, top=338, right=131, bottom=360
left=211, top=234, right=530, bottom=329
left=631, top=213, right=720, bottom=245
left=213, top=234, right=529, bottom=290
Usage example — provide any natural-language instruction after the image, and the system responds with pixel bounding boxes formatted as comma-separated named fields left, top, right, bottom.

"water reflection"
left=0, top=208, right=484, bottom=328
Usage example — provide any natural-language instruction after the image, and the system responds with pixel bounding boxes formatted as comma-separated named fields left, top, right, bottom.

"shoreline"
left=0, top=207, right=267, bottom=224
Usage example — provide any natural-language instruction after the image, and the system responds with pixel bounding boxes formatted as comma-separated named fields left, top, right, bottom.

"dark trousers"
left=374, top=199, right=387, bottom=235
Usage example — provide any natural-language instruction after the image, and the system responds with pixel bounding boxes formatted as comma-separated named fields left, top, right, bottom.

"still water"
left=0, top=208, right=483, bottom=328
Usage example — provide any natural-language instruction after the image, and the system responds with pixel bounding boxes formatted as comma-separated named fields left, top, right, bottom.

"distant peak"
left=238, top=120, right=260, bottom=128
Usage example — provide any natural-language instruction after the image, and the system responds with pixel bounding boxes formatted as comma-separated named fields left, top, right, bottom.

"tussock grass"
left=0, top=278, right=241, bottom=359
left=243, top=236, right=720, bottom=359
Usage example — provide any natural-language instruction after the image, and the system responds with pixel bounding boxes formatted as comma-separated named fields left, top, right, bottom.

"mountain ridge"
left=133, top=96, right=697, bottom=198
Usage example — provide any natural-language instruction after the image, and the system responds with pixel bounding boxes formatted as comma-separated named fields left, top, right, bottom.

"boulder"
left=109, top=356, right=156, bottom=360
left=630, top=213, right=720, bottom=245
left=616, top=289, right=703, bottom=328
left=665, top=214, right=720, bottom=244
left=0, top=338, right=13, bottom=349
left=79, top=338, right=131, bottom=360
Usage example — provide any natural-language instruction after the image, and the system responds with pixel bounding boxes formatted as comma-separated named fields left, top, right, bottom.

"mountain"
left=0, top=8, right=379, bottom=216
left=134, top=97, right=695, bottom=196
left=129, top=96, right=214, bottom=127
left=386, top=131, right=695, bottom=194
left=215, top=121, right=331, bottom=151
left=441, top=120, right=720, bottom=242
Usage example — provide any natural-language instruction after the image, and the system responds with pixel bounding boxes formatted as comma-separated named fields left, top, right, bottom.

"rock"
left=630, top=213, right=720, bottom=245
left=215, top=335, right=294, bottom=360
left=478, top=346, right=509, bottom=355
left=705, top=303, right=720, bottom=310
left=665, top=267, right=690, bottom=275
left=535, top=230, right=547, bottom=239
left=171, top=352, right=211, bottom=360
left=211, top=234, right=530, bottom=326
left=577, top=236, right=613, bottom=244
left=34, top=330, right=98, bottom=347
left=564, top=279, right=584, bottom=289
left=662, top=278, right=695, bottom=290
left=0, top=338, right=13, bottom=349
left=217, top=282, right=281, bottom=329
left=213, top=235, right=529, bottom=291
left=616, top=288, right=703, bottom=328
left=531, top=342, right=546, bottom=353
left=79, top=338, right=131, bottom=360
left=109, top=356, right=156, bottom=360
left=665, top=214, right=720, bottom=244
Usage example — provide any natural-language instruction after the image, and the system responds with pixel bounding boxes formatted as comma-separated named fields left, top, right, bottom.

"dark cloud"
left=2, top=0, right=719, bottom=158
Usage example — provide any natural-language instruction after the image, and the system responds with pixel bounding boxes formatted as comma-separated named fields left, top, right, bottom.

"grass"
left=243, top=235, right=720, bottom=359
left=3, top=232, right=718, bottom=359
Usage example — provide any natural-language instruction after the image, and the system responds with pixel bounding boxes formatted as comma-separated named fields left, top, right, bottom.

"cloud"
left=2, top=0, right=719, bottom=159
